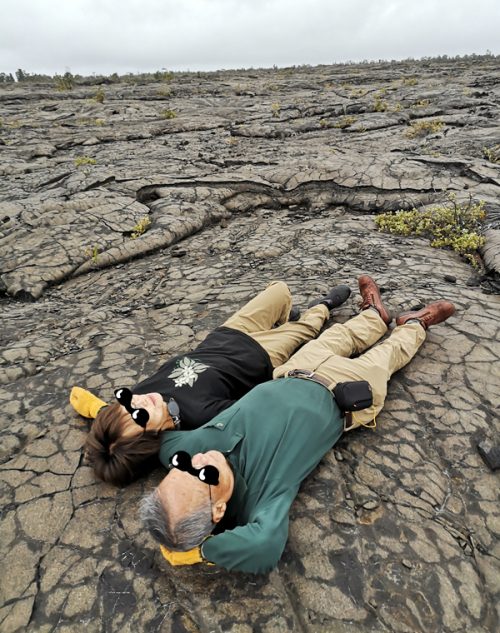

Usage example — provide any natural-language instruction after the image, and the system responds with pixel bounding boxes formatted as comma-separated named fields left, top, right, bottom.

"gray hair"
left=140, top=488, right=213, bottom=551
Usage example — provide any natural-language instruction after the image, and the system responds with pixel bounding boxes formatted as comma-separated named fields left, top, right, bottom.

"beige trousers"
left=223, top=281, right=329, bottom=368
left=274, top=309, right=427, bottom=429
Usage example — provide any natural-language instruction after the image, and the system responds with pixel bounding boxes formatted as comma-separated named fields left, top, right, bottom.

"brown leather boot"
left=396, top=301, right=455, bottom=329
left=358, top=275, right=392, bottom=325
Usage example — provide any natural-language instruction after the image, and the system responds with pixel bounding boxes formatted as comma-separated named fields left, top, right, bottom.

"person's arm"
left=201, top=495, right=293, bottom=574
left=70, top=386, right=107, bottom=419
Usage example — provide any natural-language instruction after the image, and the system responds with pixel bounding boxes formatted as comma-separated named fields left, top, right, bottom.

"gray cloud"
left=1, top=0, right=499, bottom=76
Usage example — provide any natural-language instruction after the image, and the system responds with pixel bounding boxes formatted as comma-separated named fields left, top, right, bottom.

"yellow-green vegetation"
left=402, top=77, right=418, bottom=86
left=154, top=70, right=174, bottom=82
left=54, top=72, right=74, bottom=91
left=373, top=96, right=388, bottom=112
left=271, top=102, right=281, bottom=118
left=319, top=118, right=330, bottom=128
left=130, top=216, right=151, bottom=239
left=76, top=118, right=106, bottom=126
left=375, top=194, right=486, bottom=267
left=157, top=86, right=172, bottom=97
left=349, top=87, right=368, bottom=98
left=161, top=109, right=177, bottom=119
left=84, top=244, right=99, bottom=263
left=415, top=99, right=430, bottom=108
left=483, top=144, right=500, bottom=164
left=0, top=116, right=3, bottom=127
left=332, top=115, right=357, bottom=129
left=405, top=119, right=444, bottom=138
left=74, top=156, right=97, bottom=167
left=93, top=87, right=105, bottom=103
left=391, top=102, right=403, bottom=112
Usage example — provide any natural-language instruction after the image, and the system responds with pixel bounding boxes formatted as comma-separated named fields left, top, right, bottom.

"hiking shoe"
left=396, top=301, right=455, bottom=330
left=358, top=275, right=392, bottom=325
left=288, top=306, right=301, bottom=322
left=308, top=285, right=351, bottom=311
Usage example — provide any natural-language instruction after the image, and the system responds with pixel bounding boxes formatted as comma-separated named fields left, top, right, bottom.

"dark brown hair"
left=84, top=403, right=162, bottom=486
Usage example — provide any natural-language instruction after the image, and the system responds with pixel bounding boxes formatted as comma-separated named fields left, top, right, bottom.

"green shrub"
left=405, top=119, right=444, bottom=138
left=271, top=102, right=281, bottom=118
left=54, top=72, right=74, bottom=91
left=483, top=144, right=500, bottom=164
left=94, top=87, right=105, bottom=103
left=373, top=96, right=388, bottom=112
left=75, top=156, right=97, bottom=166
left=375, top=194, right=486, bottom=267
left=130, top=216, right=151, bottom=239
left=161, top=109, right=177, bottom=119
left=332, top=115, right=357, bottom=129
left=84, top=244, right=99, bottom=263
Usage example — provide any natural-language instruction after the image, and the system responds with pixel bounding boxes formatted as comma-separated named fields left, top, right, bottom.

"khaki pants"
left=223, top=281, right=329, bottom=368
left=274, top=309, right=427, bottom=429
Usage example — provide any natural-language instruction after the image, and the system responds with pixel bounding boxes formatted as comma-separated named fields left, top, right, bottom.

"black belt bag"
left=333, top=380, right=373, bottom=412
left=333, top=381, right=376, bottom=432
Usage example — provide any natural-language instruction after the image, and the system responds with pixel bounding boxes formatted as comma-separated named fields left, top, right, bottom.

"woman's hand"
left=70, top=386, right=108, bottom=419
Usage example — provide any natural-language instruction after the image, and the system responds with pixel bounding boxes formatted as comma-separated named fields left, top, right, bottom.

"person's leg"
left=222, top=281, right=292, bottom=334
left=249, top=304, right=329, bottom=367
left=274, top=309, right=387, bottom=377
left=314, top=323, right=427, bottom=428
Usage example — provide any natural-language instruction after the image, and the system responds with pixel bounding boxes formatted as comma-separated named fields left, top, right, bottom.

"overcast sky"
left=1, top=0, right=499, bottom=76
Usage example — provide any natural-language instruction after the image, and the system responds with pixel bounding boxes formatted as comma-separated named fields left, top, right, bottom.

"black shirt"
left=133, top=327, right=273, bottom=429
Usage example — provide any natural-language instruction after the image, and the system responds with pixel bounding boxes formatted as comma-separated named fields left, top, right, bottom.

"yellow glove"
left=70, top=386, right=108, bottom=419
left=159, top=544, right=215, bottom=566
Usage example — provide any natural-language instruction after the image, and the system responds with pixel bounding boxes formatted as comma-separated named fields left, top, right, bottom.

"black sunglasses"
left=169, top=451, right=219, bottom=485
left=114, top=388, right=182, bottom=430
left=114, top=388, right=149, bottom=427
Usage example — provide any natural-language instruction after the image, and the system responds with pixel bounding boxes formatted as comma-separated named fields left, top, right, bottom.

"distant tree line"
left=2, top=52, right=498, bottom=85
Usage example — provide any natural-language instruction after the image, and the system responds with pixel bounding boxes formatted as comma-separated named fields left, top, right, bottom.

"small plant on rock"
left=84, top=244, right=100, bottom=263
left=161, top=109, right=177, bottom=119
left=375, top=194, right=486, bottom=267
left=405, top=119, right=444, bottom=138
left=403, top=77, right=418, bottom=86
left=93, top=87, right=105, bottom=103
left=54, top=72, right=74, bottom=91
left=349, top=87, right=367, bottom=98
left=75, top=156, right=97, bottom=166
left=373, top=96, right=388, bottom=112
left=483, top=145, right=500, bottom=164
left=130, top=216, right=151, bottom=239
left=332, top=115, right=357, bottom=129
left=271, top=102, right=281, bottom=118
left=157, top=87, right=172, bottom=97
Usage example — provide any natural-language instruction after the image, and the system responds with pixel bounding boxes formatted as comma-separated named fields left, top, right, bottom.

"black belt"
left=285, top=369, right=332, bottom=390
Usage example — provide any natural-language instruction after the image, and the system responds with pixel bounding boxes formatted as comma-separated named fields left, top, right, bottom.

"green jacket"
left=158, top=377, right=343, bottom=574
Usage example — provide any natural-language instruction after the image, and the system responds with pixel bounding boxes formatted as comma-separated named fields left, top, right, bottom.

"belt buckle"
left=288, top=369, right=314, bottom=379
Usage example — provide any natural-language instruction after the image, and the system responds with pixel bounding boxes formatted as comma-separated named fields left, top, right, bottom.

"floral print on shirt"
left=168, top=357, right=209, bottom=388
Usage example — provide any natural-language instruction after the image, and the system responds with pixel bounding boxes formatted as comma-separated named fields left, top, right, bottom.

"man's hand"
left=70, top=386, right=108, bottom=419
left=160, top=544, right=208, bottom=566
